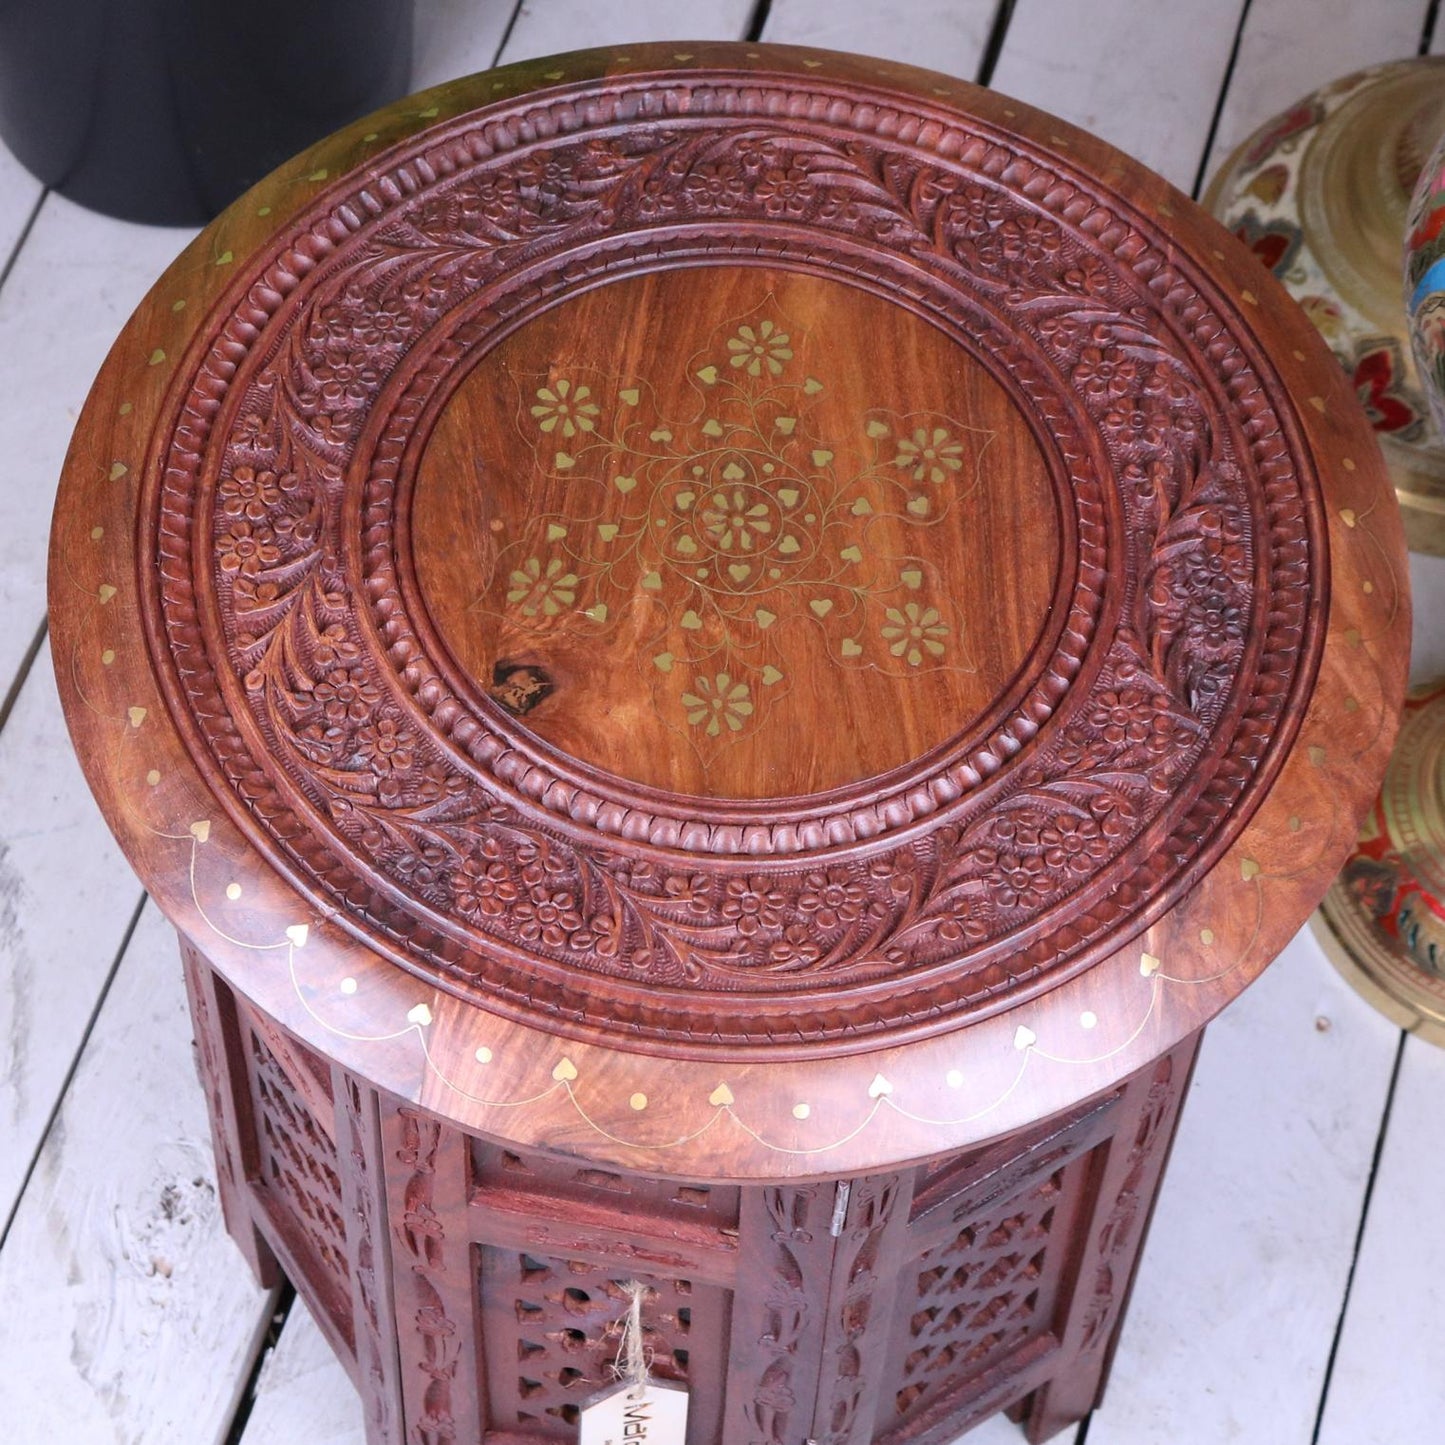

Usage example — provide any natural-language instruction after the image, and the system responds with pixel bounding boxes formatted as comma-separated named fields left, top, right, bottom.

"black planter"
left=0, top=0, right=414, bottom=225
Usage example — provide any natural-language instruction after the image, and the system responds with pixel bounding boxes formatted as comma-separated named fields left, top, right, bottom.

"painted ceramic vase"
left=1314, top=680, right=1445, bottom=1046
left=1207, top=58, right=1445, bottom=554
left=1406, top=121, right=1445, bottom=442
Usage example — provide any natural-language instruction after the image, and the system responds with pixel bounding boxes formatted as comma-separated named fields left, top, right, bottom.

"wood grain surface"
left=48, top=41, right=1409, bottom=1185
left=411, top=264, right=1059, bottom=798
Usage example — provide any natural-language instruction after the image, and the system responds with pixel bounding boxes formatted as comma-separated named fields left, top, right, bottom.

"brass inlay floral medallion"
left=1316, top=682, right=1445, bottom=1044
left=504, top=303, right=985, bottom=735
left=413, top=269, right=1060, bottom=799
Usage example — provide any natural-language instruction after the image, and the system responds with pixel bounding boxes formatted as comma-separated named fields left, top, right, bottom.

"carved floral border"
left=141, top=71, right=1324, bottom=1051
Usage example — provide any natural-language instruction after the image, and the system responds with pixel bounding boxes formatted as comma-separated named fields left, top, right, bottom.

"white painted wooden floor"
left=2, top=1, right=1443, bottom=1442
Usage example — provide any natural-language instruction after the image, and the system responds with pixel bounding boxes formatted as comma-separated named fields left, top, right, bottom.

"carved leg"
left=725, top=1182, right=840, bottom=1445
left=179, top=935, right=280, bottom=1288
left=336, top=1072, right=406, bottom=1445
left=381, top=1100, right=483, bottom=1445
left=811, top=1173, right=915, bottom=1444
left=1012, top=1031, right=1203, bottom=1443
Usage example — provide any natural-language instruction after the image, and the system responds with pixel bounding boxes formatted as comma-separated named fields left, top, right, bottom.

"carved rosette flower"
left=722, top=876, right=786, bottom=937
left=312, top=355, right=380, bottom=410
left=1101, top=399, right=1170, bottom=455
left=684, top=162, right=747, bottom=213
left=355, top=295, right=413, bottom=347
left=985, top=850, right=1051, bottom=911
left=754, top=163, right=812, bottom=218
left=945, top=184, right=1005, bottom=240
left=1072, top=346, right=1139, bottom=403
left=798, top=870, right=868, bottom=930
left=1090, top=687, right=1154, bottom=747
left=219, top=465, right=289, bottom=521
left=313, top=667, right=382, bottom=726
left=999, top=213, right=1061, bottom=264
left=217, top=521, right=279, bottom=576
left=457, top=175, right=521, bottom=226
left=356, top=717, right=414, bottom=774
left=449, top=854, right=518, bottom=921
left=1188, top=596, right=1246, bottom=658
left=514, top=890, right=584, bottom=949
left=1039, top=816, right=1110, bottom=876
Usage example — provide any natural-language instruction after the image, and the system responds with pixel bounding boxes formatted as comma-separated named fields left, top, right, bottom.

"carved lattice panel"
left=478, top=1247, right=730, bottom=1440
left=881, top=1157, right=1088, bottom=1434
left=246, top=1028, right=351, bottom=1324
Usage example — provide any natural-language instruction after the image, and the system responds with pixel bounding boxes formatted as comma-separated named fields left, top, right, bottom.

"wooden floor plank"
left=1085, top=929, right=1401, bottom=1445
left=0, top=199, right=190, bottom=697
left=763, top=0, right=1000, bottom=76
left=411, top=0, right=520, bottom=85
left=0, top=149, right=42, bottom=275
left=0, top=900, right=274, bottom=1445
left=0, top=639, right=145, bottom=1229
left=987, top=0, right=1244, bottom=189
left=1, top=3, right=1431, bottom=1441
left=238, top=1298, right=365, bottom=1445
left=498, top=0, right=759, bottom=65
left=1201, top=0, right=1433, bottom=183
left=1314, top=1034, right=1445, bottom=1445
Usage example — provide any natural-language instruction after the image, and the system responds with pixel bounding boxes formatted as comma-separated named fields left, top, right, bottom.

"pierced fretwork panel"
left=880, top=1154, right=1090, bottom=1435
left=478, top=1247, right=730, bottom=1440
left=246, top=1028, right=351, bottom=1326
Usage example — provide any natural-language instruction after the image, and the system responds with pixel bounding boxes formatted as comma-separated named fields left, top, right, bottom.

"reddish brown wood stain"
left=50, top=40, right=1410, bottom=1445
left=185, top=961, right=1200, bottom=1444
left=130, top=52, right=1349, bottom=1049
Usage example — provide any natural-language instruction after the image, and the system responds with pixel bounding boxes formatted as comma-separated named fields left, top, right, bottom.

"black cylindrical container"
left=0, top=0, right=414, bottom=225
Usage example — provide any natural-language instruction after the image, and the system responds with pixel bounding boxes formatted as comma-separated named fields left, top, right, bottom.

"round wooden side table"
left=49, top=43, right=1409, bottom=1445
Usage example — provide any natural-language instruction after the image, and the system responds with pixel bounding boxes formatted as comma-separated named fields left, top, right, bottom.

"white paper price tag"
left=578, top=1381, right=689, bottom=1445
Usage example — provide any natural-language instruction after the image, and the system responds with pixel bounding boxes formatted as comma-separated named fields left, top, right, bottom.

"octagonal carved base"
left=181, top=935, right=1196, bottom=1445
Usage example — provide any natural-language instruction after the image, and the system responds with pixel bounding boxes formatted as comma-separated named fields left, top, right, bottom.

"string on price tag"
left=578, top=1281, right=689, bottom=1445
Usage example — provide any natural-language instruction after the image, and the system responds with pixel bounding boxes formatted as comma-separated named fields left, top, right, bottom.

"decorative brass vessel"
left=1206, top=58, right=1445, bottom=554
left=1406, top=93, right=1445, bottom=445
left=1314, top=682, right=1445, bottom=1046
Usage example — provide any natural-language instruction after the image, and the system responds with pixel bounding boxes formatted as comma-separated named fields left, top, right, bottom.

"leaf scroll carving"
left=148, top=69, right=1322, bottom=1050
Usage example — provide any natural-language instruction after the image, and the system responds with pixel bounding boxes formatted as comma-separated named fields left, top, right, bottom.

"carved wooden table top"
left=49, top=42, right=1409, bottom=1179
